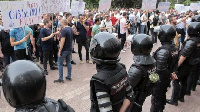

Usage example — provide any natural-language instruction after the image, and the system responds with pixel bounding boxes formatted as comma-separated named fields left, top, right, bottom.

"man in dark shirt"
left=0, top=30, right=15, bottom=67
left=66, top=13, right=76, bottom=65
left=40, top=19, right=58, bottom=75
left=54, top=19, right=73, bottom=83
left=75, top=14, right=92, bottom=64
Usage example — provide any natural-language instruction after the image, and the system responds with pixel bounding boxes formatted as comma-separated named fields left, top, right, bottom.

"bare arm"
left=83, top=22, right=89, bottom=31
left=119, top=99, right=131, bottom=112
left=178, top=55, right=186, bottom=67
left=30, top=35, right=36, bottom=53
left=41, top=34, right=54, bottom=41
left=58, top=37, right=65, bottom=57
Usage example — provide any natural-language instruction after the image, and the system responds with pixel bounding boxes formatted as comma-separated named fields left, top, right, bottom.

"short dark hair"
left=88, top=13, right=93, bottom=18
left=50, top=14, right=56, bottom=20
left=43, top=19, right=50, bottom=25
left=95, top=18, right=101, bottom=23
left=122, top=12, right=127, bottom=17
left=65, top=13, right=72, bottom=18
left=78, top=14, right=83, bottom=19
left=169, top=15, right=174, bottom=23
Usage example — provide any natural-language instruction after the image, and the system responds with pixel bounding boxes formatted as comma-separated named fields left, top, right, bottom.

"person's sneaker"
left=72, top=50, right=77, bottom=53
left=50, top=66, right=58, bottom=70
left=197, top=80, right=200, bottom=85
left=54, top=79, right=64, bottom=83
left=123, top=48, right=127, bottom=51
left=166, top=99, right=178, bottom=106
left=127, top=46, right=131, bottom=49
left=53, top=63, right=58, bottom=66
left=71, top=60, right=76, bottom=65
left=40, top=62, right=43, bottom=64
left=121, top=50, right=126, bottom=53
left=80, top=60, right=84, bottom=64
left=86, top=60, right=93, bottom=64
left=44, top=70, right=48, bottom=75
left=153, top=43, right=157, bottom=45
left=65, top=77, right=72, bottom=81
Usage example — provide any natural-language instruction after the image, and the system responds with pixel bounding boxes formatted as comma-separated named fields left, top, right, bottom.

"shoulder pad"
left=182, top=39, right=196, bottom=57
left=128, top=65, right=143, bottom=88
left=155, top=49, right=170, bottom=61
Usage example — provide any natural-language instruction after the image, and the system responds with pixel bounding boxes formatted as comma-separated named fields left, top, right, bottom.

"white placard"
left=158, top=2, right=170, bottom=11
left=190, top=3, right=200, bottom=11
left=79, top=2, right=86, bottom=14
left=175, top=4, right=184, bottom=14
left=41, top=0, right=70, bottom=14
left=183, top=6, right=190, bottom=12
left=71, top=0, right=79, bottom=16
left=0, top=0, right=42, bottom=30
left=98, top=0, right=112, bottom=12
left=141, top=0, right=157, bottom=10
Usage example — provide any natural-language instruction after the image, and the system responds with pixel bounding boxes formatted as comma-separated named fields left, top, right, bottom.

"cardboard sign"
left=71, top=0, right=79, bottom=16
left=79, top=2, right=86, bottom=14
left=190, top=3, right=200, bottom=11
left=41, top=0, right=70, bottom=14
left=98, top=0, right=112, bottom=12
left=158, top=2, right=170, bottom=11
left=0, top=0, right=42, bottom=30
left=175, top=4, right=184, bottom=14
left=141, top=0, right=157, bottom=10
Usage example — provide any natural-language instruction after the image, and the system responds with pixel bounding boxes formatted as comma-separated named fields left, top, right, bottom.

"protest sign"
left=0, top=0, right=42, bottom=30
left=41, top=0, right=70, bottom=14
left=175, top=4, right=184, bottom=14
left=141, top=0, right=157, bottom=10
left=79, top=2, right=86, bottom=14
left=158, top=2, right=170, bottom=11
left=71, top=0, right=79, bottom=16
left=183, top=6, right=190, bottom=12
left=190, top=3, right=200, bottom=11
left=98, top=0, right=112, bottom=12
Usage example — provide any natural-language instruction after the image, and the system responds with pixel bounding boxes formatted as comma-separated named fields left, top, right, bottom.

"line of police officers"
left=0, top=15, right=200, bottom=112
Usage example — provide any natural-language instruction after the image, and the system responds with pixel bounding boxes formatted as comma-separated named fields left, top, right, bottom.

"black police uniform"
left=167, top=22, right=200, bottom=105
left=90, top=32, right=134, bottom=112
left=128, top=34, right=156, bottom=112
left=186, top=16, right=200, bottom=93
left=2, top=60, right=74, bottom=112
left=150, top=25, right=179, bottom=112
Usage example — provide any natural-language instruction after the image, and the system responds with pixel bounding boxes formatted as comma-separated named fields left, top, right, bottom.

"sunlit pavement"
left=1, top=42, right=200, bottom=112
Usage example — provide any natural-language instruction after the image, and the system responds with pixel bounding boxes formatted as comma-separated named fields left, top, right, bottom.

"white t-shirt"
left=141, top=14, right=147, bottom=25
left=100, top=20, right=113, bottom=33
left=120, top=17, right=127, bottom=34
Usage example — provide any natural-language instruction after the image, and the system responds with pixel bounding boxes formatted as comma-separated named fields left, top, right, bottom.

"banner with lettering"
left=41, top=0, right=70, bottom=14
left=141, top=0, right=157, bottom=10
left=190, top=3, right=200, bottom=11
left=98, top=0, right=112, bottom=12
left=71, top=0, right=79, bottom=16
left=158, top=2, right=170, bottom=11
left=0, top=0, right=42, bottom=30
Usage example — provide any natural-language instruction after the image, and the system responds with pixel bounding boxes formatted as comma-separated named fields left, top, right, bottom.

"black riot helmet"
left=158, top=25, right=176, bottom=43
left=2, top=60, right=46, bottom=108
left=187, top=22, right=200, bottom=37
left=191, top=15, right=200, bottom=22
left=131, top=34, right=155, bottom=65
left=90, top=32, right=121, bottom=64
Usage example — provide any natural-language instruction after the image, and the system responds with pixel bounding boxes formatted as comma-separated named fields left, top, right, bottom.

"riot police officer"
left=128, top=34, right=158, bottom=112
left=1, top=60, right=74, bottom=112
left=150, top=25, right=179, bottom=112
left=186, top=15, right=200, bottom=94
left=167, top=22, right=200, bottom=106
left=90, top=32, right=134, bottom=112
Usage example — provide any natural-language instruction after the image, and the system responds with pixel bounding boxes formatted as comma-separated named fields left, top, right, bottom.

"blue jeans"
left=58, top=51, right=72, bottom=80
left=132, top=25, right=135, bottom=34
left=3, top=53, right=16, bottom=67
left=141, top=25, right=147, bottom=34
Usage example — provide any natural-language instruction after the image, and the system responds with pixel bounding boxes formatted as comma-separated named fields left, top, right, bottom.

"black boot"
left=166, top=99, right=178, bottom=106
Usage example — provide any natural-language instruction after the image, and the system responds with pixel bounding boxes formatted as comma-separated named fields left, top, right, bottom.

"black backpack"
left=153, top=15, right=159, bottom=26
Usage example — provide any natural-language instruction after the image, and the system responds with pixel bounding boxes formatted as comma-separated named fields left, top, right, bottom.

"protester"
left=40, top=19, right=58, bottom=75
left=91, top=18, right=101, bottom=37
left=0, top=30, right=16, bottom=67
left=86, top=13, right=94, bottom=45
left=54, top=19, right=73, bottom=83
left=140, top=10, right=148, bottom=34
left=100, top=14, right=113, bottom=33
left=75, top=14, right=92, bottom=64
left=120, top=12, right=128, bottom=53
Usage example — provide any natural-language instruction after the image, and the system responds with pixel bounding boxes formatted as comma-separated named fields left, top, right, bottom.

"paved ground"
left=1, top=42, right=200, bottom=112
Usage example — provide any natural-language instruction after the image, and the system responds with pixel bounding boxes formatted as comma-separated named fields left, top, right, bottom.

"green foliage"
left=183, top=0, right=199, bottom=6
